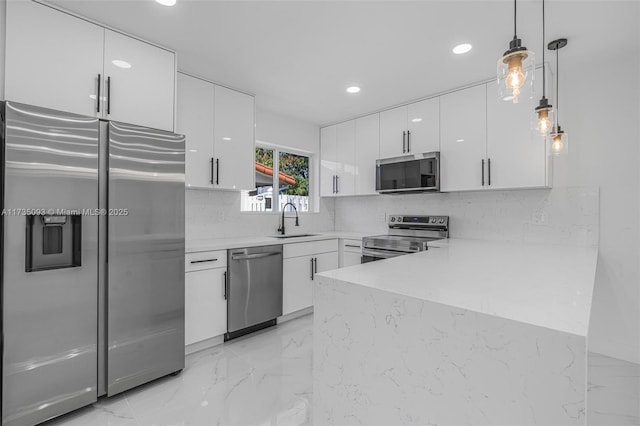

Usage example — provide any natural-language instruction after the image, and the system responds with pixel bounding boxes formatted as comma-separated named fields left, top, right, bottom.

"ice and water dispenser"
left=25, top=214, right=81, bottom=272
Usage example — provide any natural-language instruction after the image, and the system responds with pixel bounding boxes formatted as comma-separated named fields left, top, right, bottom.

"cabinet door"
left=177, top=74, right=215, bottom=188
left=315, top=251, right=339, bottom=275
left=486, top=68, right=548, bottom=189
left=342, top=252, right=363, bottom=268
left=379, top=106, right=408, bottom=159
left=185, top=268, right=227, bottom=345
left=336, top=121, right=356, bottom=196
left=440, top=84, right=487, bottom=192
left=283, top=256, right=314, bottom=315
left=5, top=1, right=104, bottom=117
left=320, top=125, right=337, bottom=197
left=104, top=30, right=176, bottom=131
left=213, top=85, right=255, bottom=190
left=407, top=98, right=439, bottom=154
left=355, top=114, right=380, bottom=195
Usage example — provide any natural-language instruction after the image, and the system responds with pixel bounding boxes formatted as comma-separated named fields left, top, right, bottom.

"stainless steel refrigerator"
left=0, top=101, right=185, bottom=426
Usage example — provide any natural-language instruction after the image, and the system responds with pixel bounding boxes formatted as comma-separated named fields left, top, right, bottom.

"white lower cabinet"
left=185, top=250, right=227, bottom=346
left=283, top=240, right=338, bottom=315
left=339, top=238, right=363, bottom=268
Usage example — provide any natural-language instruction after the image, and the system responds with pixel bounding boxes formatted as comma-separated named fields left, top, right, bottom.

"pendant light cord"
left=556, top=48, right=560, bottom=126
left=542, top=0, right=546, bottom=96
left=514, top=0, right=517, bottom=36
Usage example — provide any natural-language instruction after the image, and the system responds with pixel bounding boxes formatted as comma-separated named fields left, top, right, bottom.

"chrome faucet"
left=278, top=202, right=299, bottom=235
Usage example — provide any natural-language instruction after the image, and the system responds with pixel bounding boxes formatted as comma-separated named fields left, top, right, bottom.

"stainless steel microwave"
left=376, top=152, right=440, bottom=193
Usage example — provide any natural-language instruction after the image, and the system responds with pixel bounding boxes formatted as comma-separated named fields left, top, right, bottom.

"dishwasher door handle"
left=231, top=251, right=281, bottom=261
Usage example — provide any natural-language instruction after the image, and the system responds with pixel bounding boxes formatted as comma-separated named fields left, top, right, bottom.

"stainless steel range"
left=362, top=215, right=449, bottom=263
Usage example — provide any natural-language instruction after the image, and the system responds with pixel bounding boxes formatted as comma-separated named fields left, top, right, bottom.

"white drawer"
left=283, top=239, right=338, bottom=259
left=185, top=250, right=227, bottom=272
left=341, top=238, right=363, bottom=253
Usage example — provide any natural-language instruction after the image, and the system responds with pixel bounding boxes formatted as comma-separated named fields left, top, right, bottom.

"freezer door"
left=107, top=121, right=185, bottom=395
left=1, top=102, right=99, bottom=426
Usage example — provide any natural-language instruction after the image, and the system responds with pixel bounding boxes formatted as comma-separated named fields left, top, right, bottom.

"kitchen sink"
left=270, top=233, right=318, bottom=239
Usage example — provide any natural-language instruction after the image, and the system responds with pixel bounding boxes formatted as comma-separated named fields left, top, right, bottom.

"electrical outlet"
left=531, top=211, right=547, bottom=225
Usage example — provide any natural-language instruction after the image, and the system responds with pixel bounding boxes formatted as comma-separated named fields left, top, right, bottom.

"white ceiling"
left=45, top=0, right=637, bottom=126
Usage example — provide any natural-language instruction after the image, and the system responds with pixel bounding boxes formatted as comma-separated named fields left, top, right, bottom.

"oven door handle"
left=361, top=247, right=419, bottom=259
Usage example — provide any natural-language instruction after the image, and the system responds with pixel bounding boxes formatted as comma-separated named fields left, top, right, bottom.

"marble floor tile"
left=48, top=314, right=636, bottom=426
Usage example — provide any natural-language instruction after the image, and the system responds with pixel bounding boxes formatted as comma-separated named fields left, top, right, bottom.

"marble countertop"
left=318, top=238, right=598, bottom=336
left=186, top=231, right=368, bottom=253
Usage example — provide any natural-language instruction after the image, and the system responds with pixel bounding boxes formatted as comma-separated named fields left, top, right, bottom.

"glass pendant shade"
left=533, top=97, right=554, bottom=135
left=497, top=38, right=535, bottom=103
left=550, top=126, right=568, bottom=155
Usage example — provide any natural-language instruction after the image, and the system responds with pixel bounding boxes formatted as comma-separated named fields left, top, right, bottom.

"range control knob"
left=430, top=217, right=437, bottom=223
left=438, top=218, right=445, bottom=224
left=390, top=217, right=396, bottom=222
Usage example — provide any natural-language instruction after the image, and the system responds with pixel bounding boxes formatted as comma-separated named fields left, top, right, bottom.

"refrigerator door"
left=1, top=102, right=99, bottom=426
left=107, top=121, right=185, bottom=395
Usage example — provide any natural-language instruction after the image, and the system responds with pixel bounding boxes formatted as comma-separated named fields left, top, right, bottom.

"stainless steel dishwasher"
left=225, top=244, right=283, bottom=340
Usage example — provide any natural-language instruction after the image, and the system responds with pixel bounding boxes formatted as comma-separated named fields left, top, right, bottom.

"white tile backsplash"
left=334, top=186, right=599, bottom=247
left=185, top=189, right=335, bottom=240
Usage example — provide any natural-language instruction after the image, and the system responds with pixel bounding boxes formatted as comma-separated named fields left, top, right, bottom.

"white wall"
left=185, top=107, right=334, bottom=241
left=0, top=0, right=6, bottom=100
left=336, top=2, right=640, bottom=364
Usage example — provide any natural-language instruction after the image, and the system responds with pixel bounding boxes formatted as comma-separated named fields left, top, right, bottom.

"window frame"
left=242, top=141, right=314, bottom=214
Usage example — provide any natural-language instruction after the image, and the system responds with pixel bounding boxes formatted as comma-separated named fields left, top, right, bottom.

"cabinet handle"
left=407, top=130, right=411, bottom=152
left=106, top=76, right=111, bottom=115
left=487, top=158, right=491, bottom=186
left=481, top=159, right=485, bottom=186
left=223, top=271, right=227, bottom=300
left=96, top=74, right=101, bottom=113
left=190, top=258, right=218, bottom=264
left=215, top=158, right=220, bottom=185
left=310, top=257, right=314, bottom=280
left=402, top=131, right=406, bottom=153
left=335, top=176, right=339, bottom=194
left=210, top=158, right=214, bottom=185
left=344, top=244, right=361, bottom=248
left=333, top=175, right=336, bottom=194
left=314, top=257, right=318, bottom=274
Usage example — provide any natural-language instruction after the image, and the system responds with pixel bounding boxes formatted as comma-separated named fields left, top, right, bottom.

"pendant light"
left=548, top=38, right=568, bottom=155
left=534, top=0, right=553, bottom=135
left=497, top=0, right=535, bottom=103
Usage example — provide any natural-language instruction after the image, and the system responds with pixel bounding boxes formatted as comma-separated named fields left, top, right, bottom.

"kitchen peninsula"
left=313, top=239, right=598, bottom=425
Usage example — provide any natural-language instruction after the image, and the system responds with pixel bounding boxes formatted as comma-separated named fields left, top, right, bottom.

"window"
left=241, top=144, right=311, bottom=212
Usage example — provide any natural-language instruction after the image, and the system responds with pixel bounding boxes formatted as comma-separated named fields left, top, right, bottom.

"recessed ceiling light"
left=346, top=86, right=361, bottom=94
left=112, top=59, right=132, bottom=69
left=155, top=0, right=176, bottom=6
left=452, top=43, right=472, bottom=55
left=456, top=139, right=465, bottom=143
left=223, top=137, right=232, bottom=141
left=411, top=118, right=423, bottom=123
left=503, top=95, right=515, bottom=101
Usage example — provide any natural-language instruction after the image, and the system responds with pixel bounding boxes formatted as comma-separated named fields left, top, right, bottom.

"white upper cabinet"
left=213, top=85, right=255, bottom=190
left=4, top=1, right=176, bottom=131
left=379, top=106, right=407, bottom=159
left=440, top=84, right=487, bottom=192
left=320, top=125, right=338, bottom=197
left=177, top=74, right=215, bottom=188
left=486, top=67, right=549, bottom=189
left=5, top=0, right=104, bottom=117
left=177, top=74, right=255, bottom=191
left=354, top=113, right=380, bottom=195
left=103, top=30, right=175, bottom=131
left=335, top=121, right=356, bottom=196
left=407, top=98, right=440, bottom=154
left=380, top=98, right=440, bottom=159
